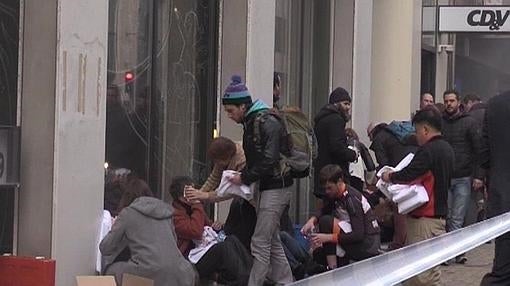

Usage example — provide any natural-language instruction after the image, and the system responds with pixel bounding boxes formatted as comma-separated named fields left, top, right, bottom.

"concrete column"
left=246, top=0, right=275, bottom=105
left=218, top=0, right=248, bottom=142
left=331, top=0, right=355, bottom=94
left=352, top=0, right=374, bottom=144
left=217, top=0, right=275, bottom=221
left=19, top=1, right=108, bottom=285
left=370, top=0, right=422, bottom=123
left=435, top=0, right=452, bottom=99
left=218, top=0, right=275, bottom=140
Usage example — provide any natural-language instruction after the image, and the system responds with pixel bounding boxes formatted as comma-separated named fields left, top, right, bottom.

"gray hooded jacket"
left=100, top=197, right=196, bottom=286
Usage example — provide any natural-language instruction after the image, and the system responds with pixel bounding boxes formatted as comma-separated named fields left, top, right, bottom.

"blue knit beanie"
left=222, top=75, right=252, bottom=105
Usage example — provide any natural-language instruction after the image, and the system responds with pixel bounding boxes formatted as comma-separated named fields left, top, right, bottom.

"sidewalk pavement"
left=441, top=243, right=494, bottom=286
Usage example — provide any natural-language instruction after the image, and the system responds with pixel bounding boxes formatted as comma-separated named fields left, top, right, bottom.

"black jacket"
left=369, top=125, right=417, bottom=169
left=320, top=186, right=380, bottom=245
left=480, top=92, right=510, bottom=217
left=390, top=136, right=455, bottom=218
left=240, top=101, right=293, bottom=191
left=442, top=111, right=482, bottom=179
left=313, top=105, right=357, bottom=196
left=469, top=103, right=487, bottom=131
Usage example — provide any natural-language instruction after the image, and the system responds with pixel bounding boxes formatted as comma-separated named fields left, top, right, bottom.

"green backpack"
left=253, top=107, right=317, bottom=178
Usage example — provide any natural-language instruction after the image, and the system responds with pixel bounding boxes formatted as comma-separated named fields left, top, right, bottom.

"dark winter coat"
left=390, top=136, right=455, bottom=218
left=100, top=197, right=196, bottom=286
left=469, top=103, right=487, bottom=132
left=241, top=100, right=293, bottom=191
left=313, top=104, right=357, bottom=197
left=369, top=125, right=417, bottom=169
left=320, top=186, right=380, bottom=258
left=480, top=92, right=510, bottom=217
left=442, top=111, right=482, bottom=179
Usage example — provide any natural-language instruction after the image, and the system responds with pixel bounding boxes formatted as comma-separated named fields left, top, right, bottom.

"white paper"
left=216, top=170, right=253, bottom=201
left=376, top=153, right=429, bottom=214
left=390, top=185, right=417, bottom=204
left=188, top=226, right=220, bottom=264
left=338, top=221, right=352, bottom=233
left=398, top=185, right=429, bottom=214
left=97, top=210, right=112, bottom=273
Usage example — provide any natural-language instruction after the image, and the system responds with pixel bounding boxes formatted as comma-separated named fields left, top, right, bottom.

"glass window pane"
left=274, top=0, right=331, bottom=224
left=0, top=0, right=19, bottom=254
left=105, top=0, right=218, bottom=213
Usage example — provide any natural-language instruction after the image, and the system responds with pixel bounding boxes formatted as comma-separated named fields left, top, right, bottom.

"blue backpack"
left=386, top=121, right=415, bottom=143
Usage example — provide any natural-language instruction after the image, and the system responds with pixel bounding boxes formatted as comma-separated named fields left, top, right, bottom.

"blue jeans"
left=447, top=177, right=472, bottom=232
left=280, top=231, right=310, bottom=271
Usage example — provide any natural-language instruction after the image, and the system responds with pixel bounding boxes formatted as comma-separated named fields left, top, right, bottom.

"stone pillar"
left=370, top=0, right=422, bottom=123
left=18, top=1, right=108, bottom=285
left=352, top=0, right=374, bottom=144
left=216, top=0, right=276, bottom=221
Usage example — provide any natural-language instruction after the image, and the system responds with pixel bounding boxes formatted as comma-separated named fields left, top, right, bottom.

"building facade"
left=1, top=0, right=509, bottom=284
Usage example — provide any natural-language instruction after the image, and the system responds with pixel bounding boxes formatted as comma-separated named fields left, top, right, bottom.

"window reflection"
left=106, top=0, right=218, bottom=208
left=0, top=0, right=19, bottom=254
left=274, top=0, right=331, bottom=224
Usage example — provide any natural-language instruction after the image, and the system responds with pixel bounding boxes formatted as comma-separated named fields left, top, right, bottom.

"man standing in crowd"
left=463, top=93, right=488, bottom=226
left=480, top=91, right=510, bottom=286
left=313, top=87, right=357, bottom=198
left=222, top=75, right=294, bottom=285
left=420, top=93, right=435, bottom=110
left=463, top=93, right=482, bottom=113
left=382, top=107, right=454, bottom=286
left=442, top=90, right=483, bottom=264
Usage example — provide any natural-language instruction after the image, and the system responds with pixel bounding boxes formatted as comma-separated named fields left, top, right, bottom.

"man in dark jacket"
left=463, top=94, right=488, bottom=226
left=313, top=87, right=357, bottom=198
left=480, top=91, right=510, bottom=286
left=442, top=90, right=483, bottom=264
left=382, top=106, right=454, bottom=286
left=302, top=164, right=380, bottom=269
left=222, top=75, right=293, bottom=286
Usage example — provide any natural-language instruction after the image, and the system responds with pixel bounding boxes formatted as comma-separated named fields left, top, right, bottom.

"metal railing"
left=289, top=212, right=510, bottom=286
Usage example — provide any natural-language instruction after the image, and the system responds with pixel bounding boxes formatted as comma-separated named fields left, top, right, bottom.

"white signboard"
left=439, top=6, right=510, bottom=32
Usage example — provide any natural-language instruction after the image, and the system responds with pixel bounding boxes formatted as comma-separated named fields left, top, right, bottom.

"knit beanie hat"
left=222, top=75, right=252, bottom=105
left=328, top=87, right=351, bottom=104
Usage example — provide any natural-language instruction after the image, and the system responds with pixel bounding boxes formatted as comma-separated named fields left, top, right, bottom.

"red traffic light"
left=124, top=72, right=134, bottom=81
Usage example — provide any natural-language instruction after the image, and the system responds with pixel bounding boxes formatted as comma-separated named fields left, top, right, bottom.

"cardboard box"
left=122, top=273, right=154, bottom=286
left=76, top=276, right=116, bottom=286
left=76, top=274, right=154, bottom=286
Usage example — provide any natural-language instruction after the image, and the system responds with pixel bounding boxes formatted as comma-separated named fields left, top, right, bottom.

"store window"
left=106, top=0, right=218, bottom=209
left=274, top=0, right=331, bottom=223
left=422, top=0, right=510, bottom=101
left=0, top=0, right=20, bottom=253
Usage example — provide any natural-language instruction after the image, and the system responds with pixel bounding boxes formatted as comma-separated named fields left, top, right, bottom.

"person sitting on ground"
left=301, top=165, right=381, bottom=270
left=183, top=136, right=257, bottom=251
left=100, top=177, right=196, bottom=286
left=170, top=176, right=253, bottom=285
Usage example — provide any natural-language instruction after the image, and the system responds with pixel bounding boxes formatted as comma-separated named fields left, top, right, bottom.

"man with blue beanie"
left=223, top=75, right=294, bottom=285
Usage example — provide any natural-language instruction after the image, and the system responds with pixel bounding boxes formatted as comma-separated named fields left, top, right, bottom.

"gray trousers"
left=248, top=187, right=294, bottom=286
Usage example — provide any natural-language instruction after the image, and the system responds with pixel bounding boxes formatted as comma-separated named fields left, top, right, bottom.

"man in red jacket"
left=382, top=106, right=454, bottom=286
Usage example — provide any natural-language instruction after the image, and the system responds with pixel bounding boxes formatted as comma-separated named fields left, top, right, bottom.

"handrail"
left=289, top=212, right=510, bottom=286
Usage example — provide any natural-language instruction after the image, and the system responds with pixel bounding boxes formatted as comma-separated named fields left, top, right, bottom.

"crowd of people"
left=100, top=73, right=510, bottom=286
